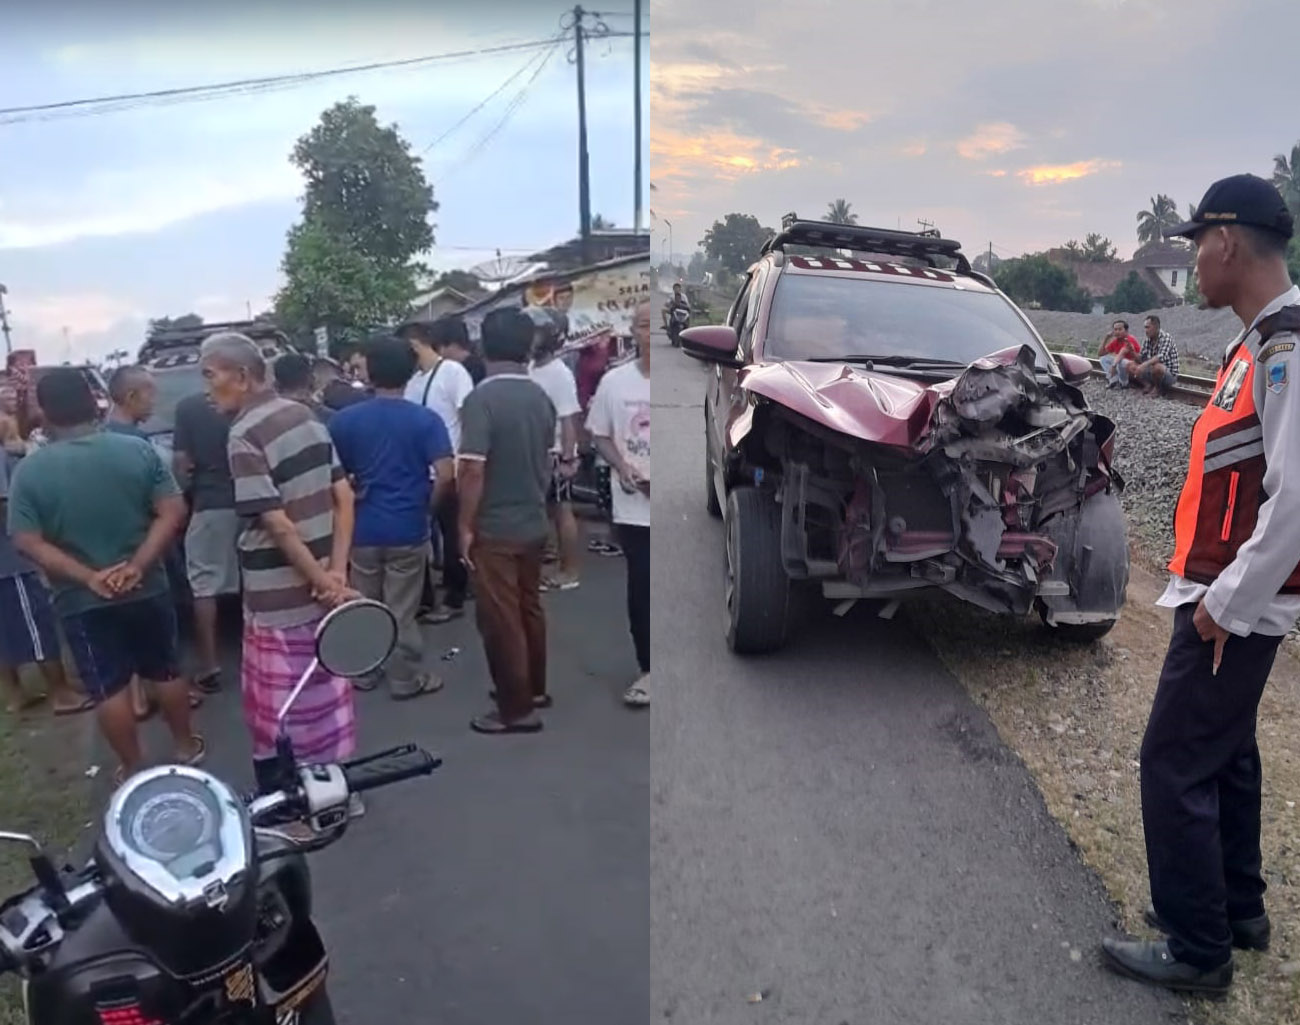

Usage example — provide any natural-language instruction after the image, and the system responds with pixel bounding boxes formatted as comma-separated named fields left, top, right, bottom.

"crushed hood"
left=738, top=344, right=1099, bottom=454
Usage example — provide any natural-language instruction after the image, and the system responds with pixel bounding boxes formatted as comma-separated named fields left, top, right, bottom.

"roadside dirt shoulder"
left=908, top=553, right=1300, bottom=1025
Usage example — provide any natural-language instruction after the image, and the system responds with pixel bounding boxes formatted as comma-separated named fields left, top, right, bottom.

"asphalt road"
left=93, top=548, right=648, bottom=1024
left=650, top=329, right=1182, bottom=1024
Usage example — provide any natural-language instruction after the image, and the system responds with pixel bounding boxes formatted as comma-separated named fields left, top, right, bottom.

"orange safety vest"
left=1168, top=305, right=1300, bottom=591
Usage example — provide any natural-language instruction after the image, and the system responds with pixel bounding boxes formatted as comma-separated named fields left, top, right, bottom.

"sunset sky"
left=650, top=0, right=1298, bottom=265
left=0, top=0, right=648, bottom=363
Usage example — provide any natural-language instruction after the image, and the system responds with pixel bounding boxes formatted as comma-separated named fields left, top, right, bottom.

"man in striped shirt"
left=199, top=332, right=360, bottom=801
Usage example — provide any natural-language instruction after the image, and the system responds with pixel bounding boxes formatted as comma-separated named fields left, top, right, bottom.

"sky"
left=651, top=0, right=1300, bottom=268
left=0, top=0, right=649, bottom=363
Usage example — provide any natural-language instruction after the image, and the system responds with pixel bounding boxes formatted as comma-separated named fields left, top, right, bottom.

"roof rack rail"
left=763, top=214, right=974, bottom=274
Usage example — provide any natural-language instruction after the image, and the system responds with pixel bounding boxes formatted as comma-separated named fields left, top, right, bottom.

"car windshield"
left=141, top=364, right=204, bottom=436
left=764, top=273, right=1049, bottom=368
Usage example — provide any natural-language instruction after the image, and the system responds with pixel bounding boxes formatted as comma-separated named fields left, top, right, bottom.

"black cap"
left=1166, top=173, right=1294, bottom=240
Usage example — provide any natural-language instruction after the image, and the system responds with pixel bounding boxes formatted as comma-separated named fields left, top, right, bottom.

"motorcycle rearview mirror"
left=276, top=599, right=398, bottom=731
left=0, top=832, right=66, bottom=911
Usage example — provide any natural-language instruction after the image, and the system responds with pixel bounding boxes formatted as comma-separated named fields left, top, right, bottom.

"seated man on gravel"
left=1120, top=315, right=1180, bottom=395
left=1098, top=320, right=1140, bottom=387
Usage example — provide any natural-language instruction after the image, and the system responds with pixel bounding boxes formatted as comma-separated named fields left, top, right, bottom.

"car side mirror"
left=1055, top=352, right=1093, bottom=386
left=679, top=325, right=743, bottom=369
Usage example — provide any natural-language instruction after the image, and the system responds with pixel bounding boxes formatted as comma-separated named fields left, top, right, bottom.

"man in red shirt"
left=1098, top=319, right=1140, bottom=387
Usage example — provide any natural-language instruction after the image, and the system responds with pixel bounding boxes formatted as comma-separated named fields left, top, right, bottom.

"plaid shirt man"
left=1141, top=328, right=1180, bottom=378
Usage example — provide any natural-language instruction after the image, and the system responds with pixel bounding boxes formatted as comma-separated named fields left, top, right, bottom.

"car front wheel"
left=724, top=486, right=791, bottom=654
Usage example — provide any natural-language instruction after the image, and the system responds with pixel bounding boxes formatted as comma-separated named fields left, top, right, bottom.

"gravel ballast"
left=1078, top=379, right=1197, bottom=565
left=1029, top=305, right=1239, bottom=363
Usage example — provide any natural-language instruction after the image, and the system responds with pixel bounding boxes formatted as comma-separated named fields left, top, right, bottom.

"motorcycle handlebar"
left=340, top=744, right=441, bottom=794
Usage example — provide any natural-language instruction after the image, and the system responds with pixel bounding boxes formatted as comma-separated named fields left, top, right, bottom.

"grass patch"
left=907, top=555, right=1300, bottom=1024
left=0, top=668, right=95, bottom=1024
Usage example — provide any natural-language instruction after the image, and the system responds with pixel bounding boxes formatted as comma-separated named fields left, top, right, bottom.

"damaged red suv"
left=681, top=217, right=1129, bottom=654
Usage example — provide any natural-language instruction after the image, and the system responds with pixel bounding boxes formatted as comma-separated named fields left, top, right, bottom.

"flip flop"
left=392, top=675, right=445, bottom=702
left=193, top=669, right=222, bottom=695
left=53, top=695, right=94, bottom=717
left=178, top=734, right=206, bottom=766
left=488, top=689, right=553, bottom=709
left=623, top=683, right=650, bottom=708
left=188, top=691, right=204, bottom=709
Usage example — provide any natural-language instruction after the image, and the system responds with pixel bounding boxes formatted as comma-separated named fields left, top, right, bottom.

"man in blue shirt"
left=329, top=335, right=454, bottom=699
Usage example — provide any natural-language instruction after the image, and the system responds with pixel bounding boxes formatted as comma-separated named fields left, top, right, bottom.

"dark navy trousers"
left=1141, top=602, right=1283, bottom=968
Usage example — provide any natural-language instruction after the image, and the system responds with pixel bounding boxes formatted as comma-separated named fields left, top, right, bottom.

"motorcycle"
left=666, top=306, right=690, bottom=347
left=0, top=598, right=440, bottom=1024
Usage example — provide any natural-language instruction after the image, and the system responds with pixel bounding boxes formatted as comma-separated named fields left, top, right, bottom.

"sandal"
left=193, top=669, right=222, bottom=695
left=391, top=675, right=445, bottom=702
left=488, top=689, right=553, bottom=709
left=623, top=676, right=650, bottom=708
left=178, top=734, right=207, bottom=766
left=470, top=711, right=543, bottom=734
left=52, top=695, right=95, bottom=717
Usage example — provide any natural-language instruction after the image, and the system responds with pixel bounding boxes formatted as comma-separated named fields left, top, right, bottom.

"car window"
left=726, top=276, right=752, bottom=330
left=738, top=264, right=770, bottom=358
left=765, top=273, right=1049, bottom=367
left=141, top=364, right=205, bottom=436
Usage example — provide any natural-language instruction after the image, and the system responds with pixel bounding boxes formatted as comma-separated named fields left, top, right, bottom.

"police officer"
left=1101, top=173, right=1300, bottom=995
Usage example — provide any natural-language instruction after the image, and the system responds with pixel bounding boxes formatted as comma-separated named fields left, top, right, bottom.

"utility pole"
left=572, top=5, right=593, bottom=265
left=663, top=218, right=673, bottom=270
left=0, top=284, right=11, bottom=356
left=988, top=241, right=994, bottom=272
left=633, top=0, right=643, bottom=234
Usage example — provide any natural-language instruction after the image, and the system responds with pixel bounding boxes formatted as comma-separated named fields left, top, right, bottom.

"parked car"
left=682, top=216, right=1129, bottom=654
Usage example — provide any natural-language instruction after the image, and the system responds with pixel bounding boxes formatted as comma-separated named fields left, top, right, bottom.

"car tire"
left=1035, top=605, right=1117, bottom=643
left=725, top=486, right=790, bottom=654
left=704, top=414, right=722, bottom=519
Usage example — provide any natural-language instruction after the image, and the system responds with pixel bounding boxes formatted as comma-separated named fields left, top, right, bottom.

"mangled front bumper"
left=779, top=345, right=1127, bottom=619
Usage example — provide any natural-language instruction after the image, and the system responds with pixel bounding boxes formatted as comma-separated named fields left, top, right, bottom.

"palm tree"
left=1272, top=143, right=1300, bottom=220
left=823, top=199, right=858, bottom=225
left=1136, top=194, right=1180, bottom=245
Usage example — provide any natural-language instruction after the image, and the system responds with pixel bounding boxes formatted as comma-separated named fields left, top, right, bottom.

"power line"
left=434, top=38, right=565, bottom=185
left=420, top=34, right=563, bottom=155
left=0, top=32, right=638, bottom=126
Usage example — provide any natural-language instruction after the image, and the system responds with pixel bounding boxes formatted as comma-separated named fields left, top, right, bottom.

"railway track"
left=1084, top=356, right=1214, bottom=407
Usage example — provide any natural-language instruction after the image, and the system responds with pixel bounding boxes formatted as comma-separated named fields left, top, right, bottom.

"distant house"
left=1044, top=242, right=1194, bottom=314
left=408, top=286, right=474, bottom=321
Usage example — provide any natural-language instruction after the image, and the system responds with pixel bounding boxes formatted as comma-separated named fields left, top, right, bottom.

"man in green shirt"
left=8, top=369, right=204, bottom=784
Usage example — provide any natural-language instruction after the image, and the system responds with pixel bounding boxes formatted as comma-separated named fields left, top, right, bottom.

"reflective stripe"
left=1203, top=439, right=1266, bottom=474
left=1204, top=423, right=1263, bottom=456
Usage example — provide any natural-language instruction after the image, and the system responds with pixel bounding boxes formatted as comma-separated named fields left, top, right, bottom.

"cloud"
left=900, top=141, right=927, bottom=157
left=956, top=122, right=1027, bottom=160
left=1016, top=159, right=1122, bottom=186
left=652, top=128, right=801, bottom=184
left=0, top=163, right=303, bottom=249
left=8, top=292, right=146, bottom=363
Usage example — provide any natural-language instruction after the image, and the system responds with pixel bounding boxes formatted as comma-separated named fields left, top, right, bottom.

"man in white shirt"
left=587, top=298, right=650, bottom=707
left=525, top=307, right=583, bottom=591
left=1100, top=174, right=1300, bottom=996
left=399, top=318, right=476, bottom=621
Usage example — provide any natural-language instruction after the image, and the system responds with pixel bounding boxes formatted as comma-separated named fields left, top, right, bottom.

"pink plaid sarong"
left=242, top=619, right=357, bottom=762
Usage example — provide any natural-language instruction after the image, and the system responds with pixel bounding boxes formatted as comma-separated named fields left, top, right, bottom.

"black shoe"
left=1143, top=907, right=1270, bottom=952
left=1100, top=938, right=1232, bottom=996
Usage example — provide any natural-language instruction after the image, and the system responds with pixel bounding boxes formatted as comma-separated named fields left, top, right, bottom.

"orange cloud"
left=809, top=106, right=872, bottom=132
left=956, top=122, right=1026, bottom=160
left=652, top=128, right=801, bottom=183
left=985, top=169, right=1008, bottom=177
left=1016, top=159, right=1122, bottom=185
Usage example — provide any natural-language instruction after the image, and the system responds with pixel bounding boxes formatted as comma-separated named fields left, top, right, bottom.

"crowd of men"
left=0, top=296, right=652, bottom=798
left=1097, top=314, right=1182, bottom=394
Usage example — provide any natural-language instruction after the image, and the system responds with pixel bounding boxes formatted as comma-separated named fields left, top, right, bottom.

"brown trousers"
left=472, top=536, right=547, bottom=721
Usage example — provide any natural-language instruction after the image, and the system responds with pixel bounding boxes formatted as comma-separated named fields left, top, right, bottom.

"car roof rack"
left=763, top=214, right=974, bottom=274
left=139, top=319, right=290, bottom=360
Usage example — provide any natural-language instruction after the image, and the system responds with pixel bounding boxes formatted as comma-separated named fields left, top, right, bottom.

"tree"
left=276, top=98, right=436, bottom=337
left=1184, top=269, right=1204, bottom=306
left=823, top=199, right=857, bottom=225
left=275, top=218, right=416, bottom=347
left=971, top=250, right=1001, bottom=274
left=687, top=251, right=707, bottom=281
left=1136, top=194, right=1181, bottom=245
left=292, top=98, right=435, bottom=264
left=147, top=313, right=204, bottom=333
left=1106, top=271, right=1159, bottom=314
left=592, top=214, right=615, bottom=229
left=1289, top=236, right=1300, bottom=287
left=993, top=255, right=1092, bottom=312
left=431, top=269, right=484, bottom=295
left=700, top=213, right=774, bottom=274
left=1272, top=142, right=1300, bottom=220
left=1061, top=234, right=1117, bottom=262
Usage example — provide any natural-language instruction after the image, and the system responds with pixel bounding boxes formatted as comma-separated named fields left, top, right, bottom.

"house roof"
left=410, top=285, right=472, bottom=309
left=1133, top=240, right=1194, bottom=268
